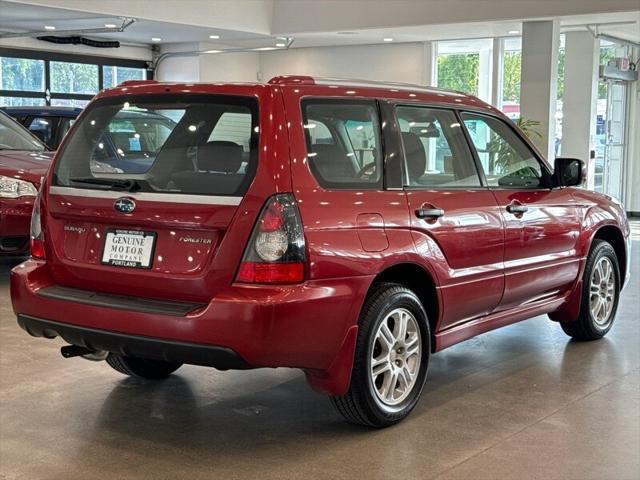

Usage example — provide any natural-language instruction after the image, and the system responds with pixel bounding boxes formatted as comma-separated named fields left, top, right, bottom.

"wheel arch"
left=366, top=262, right=440, bottom=352
left=591, top=224, right=627, bottom=283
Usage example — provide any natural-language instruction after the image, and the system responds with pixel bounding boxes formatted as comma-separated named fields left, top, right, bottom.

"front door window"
left=461, top=112, right=543, bottom=188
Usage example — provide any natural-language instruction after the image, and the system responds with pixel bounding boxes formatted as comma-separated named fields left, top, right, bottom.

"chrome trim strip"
left=49, top=186, right=242, bottom=206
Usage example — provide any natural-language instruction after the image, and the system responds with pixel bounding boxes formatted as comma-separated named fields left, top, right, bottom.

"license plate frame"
left=101, top=229, right=157, bottom=269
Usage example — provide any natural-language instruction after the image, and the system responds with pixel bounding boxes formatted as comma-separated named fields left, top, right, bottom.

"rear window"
left=53, top=94, right=258, bottom=196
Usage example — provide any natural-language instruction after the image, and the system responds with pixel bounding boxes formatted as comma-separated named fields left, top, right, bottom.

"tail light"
left=236, top=194, right=305, bottom=284
left=30, top=190, right=46, bottom=260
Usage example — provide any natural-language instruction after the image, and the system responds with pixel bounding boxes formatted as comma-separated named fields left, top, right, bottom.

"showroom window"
left=501, top=37, right=522, bottom=120
left=435, top=38, right=493, bottom=102
left=0, top=48, right=149, bottom=107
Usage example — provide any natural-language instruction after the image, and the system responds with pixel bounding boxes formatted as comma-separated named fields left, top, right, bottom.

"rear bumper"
left=0, top=197, right=33, bottom=254
left=11, top=259, right=371, bottom=373
left=18, top=314, right=250, bottom=369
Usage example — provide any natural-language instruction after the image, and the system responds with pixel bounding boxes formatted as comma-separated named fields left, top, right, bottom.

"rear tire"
left=106, top=353, right=182, bottom=379
left=331, top=283, right=430, bottom=427
left=560, top=239, right=620, bottom=341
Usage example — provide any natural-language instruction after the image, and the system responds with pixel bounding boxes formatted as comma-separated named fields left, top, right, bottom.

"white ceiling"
left=0, top=0, right=638, bottom=49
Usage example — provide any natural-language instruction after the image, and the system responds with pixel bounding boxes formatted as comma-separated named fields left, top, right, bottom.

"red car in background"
left=0, top=111, right=53, bottom=255
left=10, top=77, right=631, bottom=427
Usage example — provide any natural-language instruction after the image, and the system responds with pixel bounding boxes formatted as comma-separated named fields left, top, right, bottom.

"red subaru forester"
left=11, top=76, right=631, bottom=427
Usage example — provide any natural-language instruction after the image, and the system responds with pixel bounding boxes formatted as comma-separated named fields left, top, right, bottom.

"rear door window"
left=302, top=100, right=382, bottom=189
left=53, top=95, right=259, bottom=196
left=396, top=106, right=481, bottom=187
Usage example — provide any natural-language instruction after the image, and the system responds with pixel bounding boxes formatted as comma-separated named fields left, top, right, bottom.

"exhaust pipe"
left=60, top=345, right=108, bottom=361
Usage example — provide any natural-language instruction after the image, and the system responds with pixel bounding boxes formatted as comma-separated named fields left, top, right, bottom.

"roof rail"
left=118, top=80, right=159, bottom=87
left=312, top=77, right=466, bottom=96
left=267, top=75, right=466, bottom=96
left=268, top=75, right=315, bottom=85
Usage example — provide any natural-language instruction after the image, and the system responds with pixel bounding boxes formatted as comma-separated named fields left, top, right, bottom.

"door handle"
left=506, top=203, right=528, bottom=214
left=415, top=208, right=444, bottom=219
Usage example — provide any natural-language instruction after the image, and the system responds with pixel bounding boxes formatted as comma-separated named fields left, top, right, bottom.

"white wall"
left=200, top=52, right=259, bottom=83
left=155, top=42, right=432, bottom=86
left=156, top=43, right=201, bottom=81
left=259, top=43, right=429, bottom=84
left=156, top=44, right=260, bottom=82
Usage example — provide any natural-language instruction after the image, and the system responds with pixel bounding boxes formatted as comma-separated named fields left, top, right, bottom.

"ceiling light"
left=151, top=37, right=162, bottom=42
left=44, top=25, right=56, bottom=31
left=209, top=34, right=220, bottom=39
left=276, top=43, right=286, bottom=47
left=383, top=37, right=394, bottom=42
left=104, top=23, right=117, bottom=28
left=508, top=30, right=520, bottom=35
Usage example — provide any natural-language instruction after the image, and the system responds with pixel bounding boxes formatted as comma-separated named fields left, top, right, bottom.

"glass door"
left=595, top=80, right=627, bottom=200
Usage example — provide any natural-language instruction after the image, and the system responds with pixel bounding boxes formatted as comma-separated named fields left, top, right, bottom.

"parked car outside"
left=11, top=77, right=631, bottom=427
left=0, top=110, right=53, bottom=255
left=1, top=106, right=82, bottom=150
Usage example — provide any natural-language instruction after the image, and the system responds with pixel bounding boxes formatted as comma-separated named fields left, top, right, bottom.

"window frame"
left=391, top=103, right=487, bottom=190
left=301, top=97, right=386, bottom=191
left=0, top=48, right=150, bottom=107
left=458, top=109, right=554, bottom=190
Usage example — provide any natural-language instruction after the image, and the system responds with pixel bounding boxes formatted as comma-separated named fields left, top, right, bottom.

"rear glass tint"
left=53, top=94, right=258, bottom=196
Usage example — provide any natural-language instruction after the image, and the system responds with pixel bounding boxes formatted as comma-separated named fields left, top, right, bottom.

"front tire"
left=560, top=239, right=621, bottom=341
left=331, top=283, right=430, bottom=427
left=106, top=353, right=182, bottom=379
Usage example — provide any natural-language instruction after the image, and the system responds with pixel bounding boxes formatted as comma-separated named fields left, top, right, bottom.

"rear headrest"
left=197, top=141, right=243, bottom=173
left=401, top=132, right=426, bottom=182
left=309, top=143, right=356, bottom=179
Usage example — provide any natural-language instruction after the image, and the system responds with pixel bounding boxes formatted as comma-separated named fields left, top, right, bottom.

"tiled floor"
left=1, top=224, right=638, bottom=479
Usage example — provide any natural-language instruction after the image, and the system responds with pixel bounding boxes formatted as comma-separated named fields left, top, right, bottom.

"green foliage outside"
left=557, top=49, right=565, bottom=100
left=437, top=53, right=479, bottom=96
left=1, top=57, right=146, bottom=106
left=502, top=51, right=521, bottom=103
left=50, top=61, right=98, bottom=94
left=0, top=57, right=45, bottom=91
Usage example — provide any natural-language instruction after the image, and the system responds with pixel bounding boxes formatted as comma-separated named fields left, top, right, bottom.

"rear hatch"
left=43, top=92, right=262, bottom=303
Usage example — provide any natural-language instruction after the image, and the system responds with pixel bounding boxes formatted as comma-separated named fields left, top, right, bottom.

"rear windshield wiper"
left=69, top=177, right=142, bottom=192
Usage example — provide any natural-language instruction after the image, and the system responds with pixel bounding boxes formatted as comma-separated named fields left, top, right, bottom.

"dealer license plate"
left=101, top=229, right=156, bottom=269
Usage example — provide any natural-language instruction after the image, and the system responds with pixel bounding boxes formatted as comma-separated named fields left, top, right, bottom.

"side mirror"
left=554, top=157, right=585, bottom=187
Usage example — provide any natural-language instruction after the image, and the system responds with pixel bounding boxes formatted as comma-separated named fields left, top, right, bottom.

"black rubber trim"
left=37, top=285, right=205, bottom=317
left=17, top=314, right=251, bottom=370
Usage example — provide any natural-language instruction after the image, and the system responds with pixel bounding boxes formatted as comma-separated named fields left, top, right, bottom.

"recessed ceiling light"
left=105, top=23, right=117, bottom=28
left=151, top=37, right=162, bottom=42
left=44, top=25, right=56, bottom=31
left=209, top=34, right=220, bottom=39
left=383, top=37, right=394, bottom=42
left=508, top=30, right=520, bottom=35
left=275, top=43, right=286, bottom=47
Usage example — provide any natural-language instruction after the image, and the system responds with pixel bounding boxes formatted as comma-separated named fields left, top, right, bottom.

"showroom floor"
left=0, top=224, right=638, bottom=480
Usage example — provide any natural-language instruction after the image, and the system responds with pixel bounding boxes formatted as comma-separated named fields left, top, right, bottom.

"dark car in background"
left=1, top=106, right=82, bottom=150
left=92, top=110, right=177, bottom=174
left=0, top=110, right=53, bottom=255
